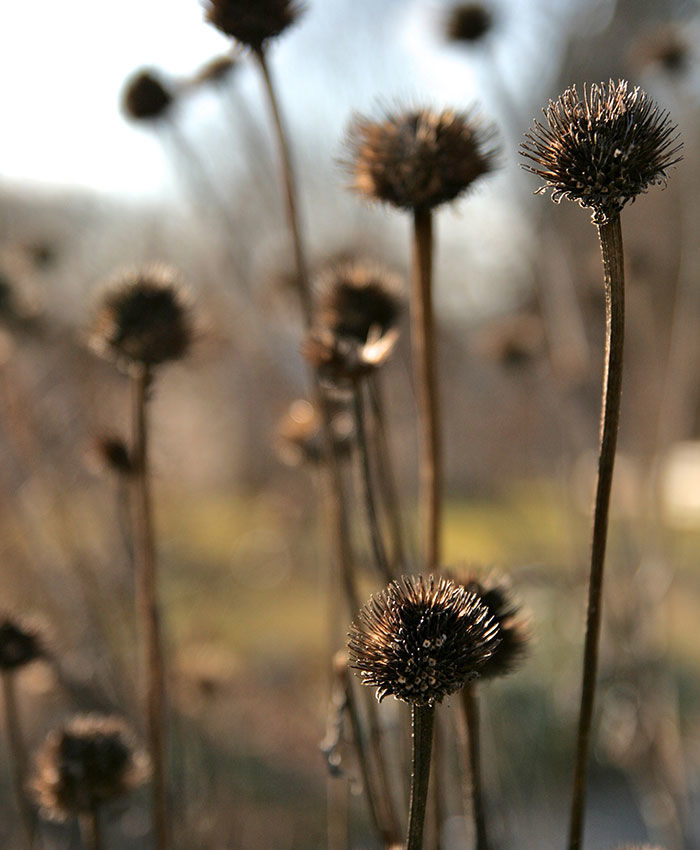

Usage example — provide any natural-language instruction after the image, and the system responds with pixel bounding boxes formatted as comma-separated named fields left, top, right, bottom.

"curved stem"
left=568, top=215, right=625, bottom=850
left=411, top=208, right=441, bottom=572
left=131, top=367, right=169, bottom=850
left=254, top=46, right=312, bottom=325
left=352, top=382, right=392, bottom=582
left=462, top=682, right=489, bottom=850
left=2, top=671, right=39, bottom=850
left=407, top=703, right=435, bottom=850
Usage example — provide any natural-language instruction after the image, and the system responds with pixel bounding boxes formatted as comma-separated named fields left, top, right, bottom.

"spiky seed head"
left=275, top=399, right=353, bottom=466
left=302, top=325, right=398, bottom=386
left=121, top=70, right=174, bottom=122
left=202, top=0, right=303, bottom=50
left=445, top=4, right=493, bottom=44
left=460, top=574, right=529, bottom=678
left=91, top=436, right=134, bottom=477
left=348, top=575, right=501, bottom=706
left=0, top=615, right=44, bottom=671
left=520, top=79, right=682, bottom=224
left=91, top=266, right=192, bottom=372
left=316, top=260, right=403, bottom=343
left=31, top=715, right=149, bottom=820
left=346, top=107, right=498, bottom=211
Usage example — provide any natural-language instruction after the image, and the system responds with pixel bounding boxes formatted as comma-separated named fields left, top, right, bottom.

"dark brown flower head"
left=274, top=399, right=353, bottom=466
left=121, top=70, right=174, bottom=122
left=461, top=574, right=529, bottom=678
left=203, top=0, right=303, bottom=50
left=316, top=260, right=403, bottom=343
left=91, top=436, right=134, bottom=477
left=521, top=80, right=682, bottom=224
left=348, top=575, right=501, bottom=706
left=31, top=715, right=149, bottom=819
left=0, top=615, right=44, bottom=671
left=91, top=266, right=192, bottom=371
left=302, top=326, right=398, bottom=386
left=346, top=106, right=498, bottom=211
left=192, top=54, right=238, bottom=87
left=445, top=4, right=494, bottom=44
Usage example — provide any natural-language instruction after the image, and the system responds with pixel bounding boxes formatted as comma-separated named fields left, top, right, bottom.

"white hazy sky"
left=1, top=0, right=586, bottom=199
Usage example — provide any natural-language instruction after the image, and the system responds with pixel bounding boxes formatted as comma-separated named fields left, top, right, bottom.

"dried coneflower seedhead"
left=91, top=436, right=134, bottom=477
left=122, top=70, right=174, bottom=122
left=348, top=575, right=500, bottom=706
left=445, top=3, right=493, bottom=44
left=91, top=266, right=192, bottom=370
left=316, top=260, right=403, bottom=343
left=0, top=615, right=44, bottom=671
left=346, top=107, right=497, bottom=211
left=275, top=399, right=353, bottom=466
left=302, top=326, right=398, bottom=386
left=203, top=0, right=303, bottom=50
left=31, top=715, right=149, bottom=819
left=520, top=79, right=682, bottom=223
left=462, top=575, right=529, bottom=678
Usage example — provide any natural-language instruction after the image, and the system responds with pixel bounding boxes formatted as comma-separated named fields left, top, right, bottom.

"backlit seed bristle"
left=0, top=615, right=44, bottom=671
left=348, top=575, right=501, bottom=706
left=31, top=715, right=149, bottom=820
left=346, top=106, right=498, bottom=211
left=202, top=0, right=303, bottom=50
left=461, top=574, right=530, bottom=679
left=520, top=79, right=682, bottom=223
left=91, top=265, right=192, bottom=371
left=121, top=70, right=174, bottom=122
left=445, top=3, right=494, bottom=44
left=316, top=260, right=404, bottom=343
left=302, top=325, right=397, bottom=386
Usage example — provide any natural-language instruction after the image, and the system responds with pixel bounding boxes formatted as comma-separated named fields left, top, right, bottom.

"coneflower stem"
left=368, top=375, right=407, bottom=570
left=407, top=703, right=435, bottom=850
left=131, top=366, right=170, bottom=850
left=352, top=382, right=392, bottom=581
left=2, top=671, right=38, bottom=850
left=254, top=46, right=312, bottom=324
left=411, top=208, right=441, bottom=572
left=78, top=808, right=102, bottom=850
left=461, top=682, right=489, bottom=850
left=568, top=214, right=625, bottom=850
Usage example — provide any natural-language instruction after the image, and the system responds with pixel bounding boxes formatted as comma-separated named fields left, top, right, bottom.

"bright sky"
left=0, top=0, right=229, bottom=197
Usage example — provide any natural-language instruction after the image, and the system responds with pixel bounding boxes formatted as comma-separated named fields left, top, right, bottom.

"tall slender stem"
left=352, top=382, right=392, bottom=581
left=78, top=808, right=102, bottom=850
left=131, top=367, right=169, bottom=850
left=254, top=46, right=312, bottom=324
left=2, top=671, right=38, bottom=850
left=462, top=682, right=489, bottom=850
left=368, top=375, right=407, bottom=570
left=568, top=215, right=625, bottom=850
left=407, top=703, right=435, bottom=850
left=411, top=208, right=441, bottom=572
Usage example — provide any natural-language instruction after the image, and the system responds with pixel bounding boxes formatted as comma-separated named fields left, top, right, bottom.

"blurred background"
left=1, top=0, right=699, bottom=847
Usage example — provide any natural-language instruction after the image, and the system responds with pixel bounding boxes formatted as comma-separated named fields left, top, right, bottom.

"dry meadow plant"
left=91, top=264, right=194, bottom=850
left=521, top=79, right=681, bottom=850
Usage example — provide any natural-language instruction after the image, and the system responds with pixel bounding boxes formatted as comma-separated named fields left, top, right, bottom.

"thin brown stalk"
left=131, top=366, right=169, bottom=850
left=78, top=808, right=102, bottom=850
left=411, top=208, right=441, bottom=572
left=2, top=671, right=39, bottom=850
left=368, top=374, right=407, bottom=570
left=407, top=703, right=435, bottom=850
left=568, top=215, right=625, bottom=850
left=461, top=682, right=489, bottom=850
left=254, top=46, right=312, bottom=324
left=352, top=382, right=392, bottom=582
